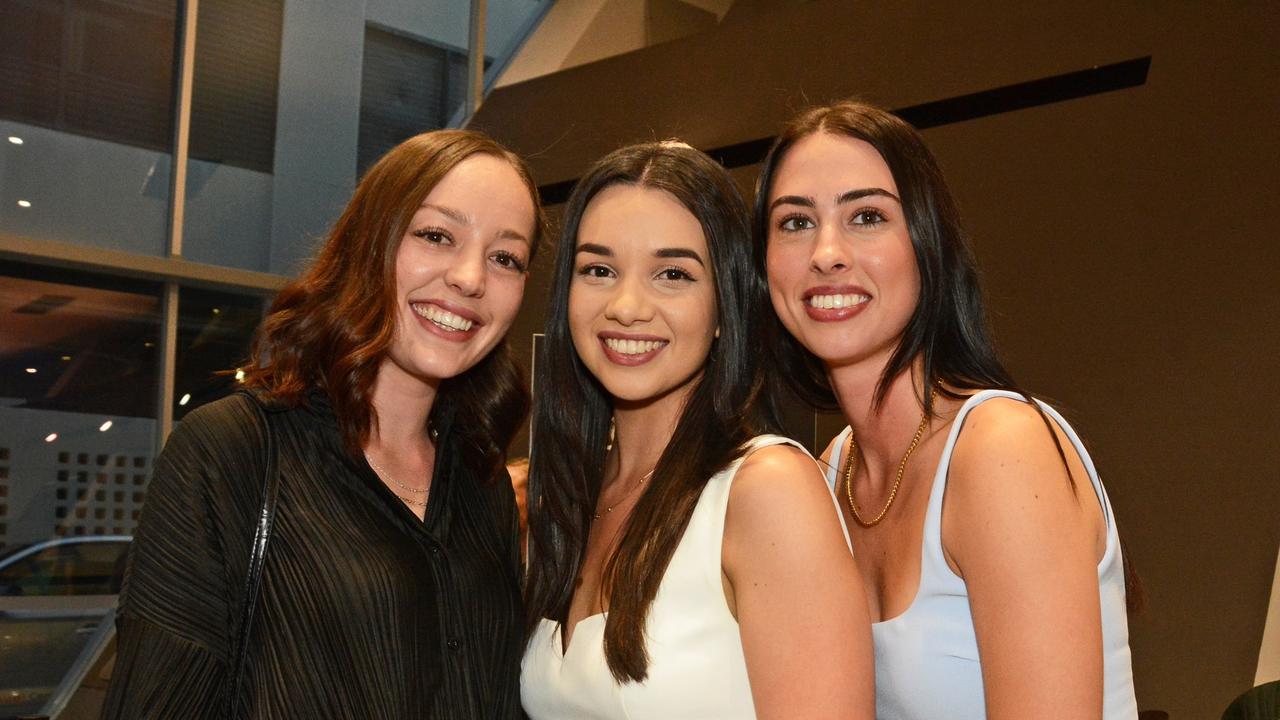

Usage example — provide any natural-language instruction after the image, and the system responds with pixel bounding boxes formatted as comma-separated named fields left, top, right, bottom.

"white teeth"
left=807, top=293, right=869, bottom=310
left=412, top=304, right=474, bottom=332
left=603, top=338, right=666, bottom=355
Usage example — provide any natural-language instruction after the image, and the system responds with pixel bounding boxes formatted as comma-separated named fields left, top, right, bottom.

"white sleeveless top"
left=521, top=435, right=822, bottom=719
left=824, top=390, right=1137, bottom=720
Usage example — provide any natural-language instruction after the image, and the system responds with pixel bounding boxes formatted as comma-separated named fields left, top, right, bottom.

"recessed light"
left=179, top=393, right=191, bottom=406
left=25, top=367, right=37, bottom=374
left=212, top=308, right=221, bottom=315
left=7, top=136, right=22, bottom=145
left=45, top=433, right=58, bottom=442
left=144, top=341, right=154, bottom=348
left=61, top=355, right=71, bottom=361
left=17, top=200, right=31, bottom=208
left=99, top=420, right=113, bottom=432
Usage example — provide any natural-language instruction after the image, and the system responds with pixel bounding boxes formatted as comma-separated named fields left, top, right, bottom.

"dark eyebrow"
left=769, top=195, right=814, bottom=212
left=655, top=248, right=706, bottom=267
left=837, top=187, right=901, bottom=205
left=769, top=188, right=902, bottom=213
left=576, top=242, right=613, bottom=256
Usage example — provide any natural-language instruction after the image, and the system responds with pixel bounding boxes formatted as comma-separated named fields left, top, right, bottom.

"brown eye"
left=577, top=264, right=613, bottom=279
left=777, top=214, right=816, bottom=232
left=656, top=267, right=694, bottom=282
left=413, top=228, right=452, bottom=245
left=851, top=209, right=887, bottom=226
left=492, top=252, right=528, bottom=273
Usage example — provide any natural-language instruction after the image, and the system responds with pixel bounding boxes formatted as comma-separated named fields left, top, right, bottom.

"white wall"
left=0, top=403, right=154, bottom=548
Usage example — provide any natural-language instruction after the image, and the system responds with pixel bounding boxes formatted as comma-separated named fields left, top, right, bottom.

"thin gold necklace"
left=364, top=451, right=430, bottom=508
left=843, top=389, right=935, bottom=528
left=593, top=467, right=655, bottom=521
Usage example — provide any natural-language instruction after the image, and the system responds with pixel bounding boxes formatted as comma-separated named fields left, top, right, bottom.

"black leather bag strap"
left=223, top=392, right=280, bottom=719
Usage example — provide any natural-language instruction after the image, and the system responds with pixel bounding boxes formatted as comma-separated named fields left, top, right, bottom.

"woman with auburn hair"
left=103, top=129, right=542, bottom=719
left=521, top=141, right=873, bottom=719
left=754, top=100, right=1138, bottom=719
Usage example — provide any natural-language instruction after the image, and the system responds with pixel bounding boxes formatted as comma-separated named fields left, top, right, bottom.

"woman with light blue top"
left=752, top=100, right=1139, bottom=719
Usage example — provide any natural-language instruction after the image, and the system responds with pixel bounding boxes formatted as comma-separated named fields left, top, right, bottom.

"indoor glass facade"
left=0, top=1, right=549, bottom=716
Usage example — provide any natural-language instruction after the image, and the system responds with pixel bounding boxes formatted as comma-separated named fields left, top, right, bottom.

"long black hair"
left=525, top=141, right=777, bottom=681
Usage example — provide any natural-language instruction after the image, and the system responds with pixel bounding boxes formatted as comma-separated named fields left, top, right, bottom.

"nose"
left=445, top=246, right=486, bottom=298
left=604, top=276, right=652, bottom=326
left=810, top=224, right=851, bottom=275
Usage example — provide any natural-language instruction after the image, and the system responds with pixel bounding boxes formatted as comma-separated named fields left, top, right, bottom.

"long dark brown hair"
left=524, top=141, right=777, bottom=681
left=752, top=100, right=1144, bottom=612
left=242, top=129, right=544, bottom=480
left=753, top=100, right=1013, bottom=415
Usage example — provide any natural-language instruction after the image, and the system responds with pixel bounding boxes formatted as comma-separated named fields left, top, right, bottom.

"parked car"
left=0, top=537, right=131, bottom=597
left=0, top=537, right=129, bottom=718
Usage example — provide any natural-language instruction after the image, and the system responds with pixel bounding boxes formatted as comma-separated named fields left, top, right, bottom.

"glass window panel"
left=0, top=260, right=161, bottom=554
left=173, top=287, right=266, bottom=421
left=180, top=0, right=284, bottom=272
left=357, top=25, right=476, bottom=174
left=0, top=0, right=179, bottom=257
left=0, top=259, right=158, bottom=717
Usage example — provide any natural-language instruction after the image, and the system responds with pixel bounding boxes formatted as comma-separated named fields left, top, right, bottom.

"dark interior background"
left=469, top=1, right=1280, bottom=717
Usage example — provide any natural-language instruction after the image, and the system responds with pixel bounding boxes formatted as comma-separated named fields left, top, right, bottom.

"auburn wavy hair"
left=242, top=129, right=544, bottom=479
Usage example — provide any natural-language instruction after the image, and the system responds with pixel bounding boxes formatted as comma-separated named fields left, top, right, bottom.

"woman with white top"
left=753, top=100, right=1140, bottom=719
left=521, top=140, right=874, bottom=719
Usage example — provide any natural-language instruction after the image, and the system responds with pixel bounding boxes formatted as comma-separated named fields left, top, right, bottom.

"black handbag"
left=223, top=392, right=281, bottom=719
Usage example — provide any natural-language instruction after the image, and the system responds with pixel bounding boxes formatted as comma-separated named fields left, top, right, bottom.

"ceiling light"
left=212, top=308, right=221, bottom=315
left=144, top=341, right=154, bottom=348
left=179, top=393, right=191, bottom=406
left=235, top=369, right=246, bottom=382
left=61, top=355, right=71, bottom=361
left=17, top=200, right=31, bottom=208
left=25, top=367, right=37, bottom=374
left=7, top=136, right=22, bottom=145
left=45, top=433, right=57, bottom=442
left=99, top=420, right=113, bottom=432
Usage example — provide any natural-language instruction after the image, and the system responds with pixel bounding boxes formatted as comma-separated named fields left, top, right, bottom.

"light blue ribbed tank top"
left=824, top=390, right=1137, bottom=719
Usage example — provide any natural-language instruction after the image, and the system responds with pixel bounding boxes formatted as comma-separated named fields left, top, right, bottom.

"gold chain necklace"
left=364, top=451, right=430, bottom=508
left=593, top=467, right=655, bottom=521
left=843, top=389, right=936, bottom=528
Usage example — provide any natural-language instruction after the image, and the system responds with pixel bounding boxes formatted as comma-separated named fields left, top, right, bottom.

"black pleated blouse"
left=101, top=391, right=524, bottom=719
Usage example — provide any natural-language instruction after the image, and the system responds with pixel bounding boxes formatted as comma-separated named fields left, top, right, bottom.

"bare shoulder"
left=725, top=441, right=847, bottom=560
left=948, top=396, right=1074, bottom=485
left=730, top=442, right=833, bottom=511
left=944, top=395, right=1099, bottom=571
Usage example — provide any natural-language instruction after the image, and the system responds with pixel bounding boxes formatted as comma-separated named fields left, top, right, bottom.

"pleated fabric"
left=100, top=391, right=525, bottom=719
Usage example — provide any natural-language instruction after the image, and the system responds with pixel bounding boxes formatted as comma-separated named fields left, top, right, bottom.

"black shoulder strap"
left=223, top=391, right=280, bottom=719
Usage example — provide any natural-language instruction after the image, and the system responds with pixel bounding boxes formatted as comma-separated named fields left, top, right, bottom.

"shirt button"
left=447, top=638, right=461, bottom=651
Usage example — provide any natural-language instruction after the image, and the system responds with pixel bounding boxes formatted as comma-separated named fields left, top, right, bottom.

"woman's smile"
left=599, top=331, right=670, bottom=365
left=802, top=285, right=873, bottom=321
left=411, top=300, right=482, bottom=339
